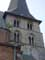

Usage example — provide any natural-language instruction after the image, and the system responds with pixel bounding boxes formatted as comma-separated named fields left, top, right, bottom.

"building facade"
left=0, top=0, right=45, bottom=60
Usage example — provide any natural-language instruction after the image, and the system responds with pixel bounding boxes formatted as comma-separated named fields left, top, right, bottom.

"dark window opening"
left=14, top=33, right=16, bottom=41
left=14, top=20, right=19, bottom=27
left=32, top=37, right=34, bottom=46
left=27, top=24, right=29, bottom=29
left=29, top=36, right=31, bottom=45
left=29, top=36, right=34, bottom=46
left=14, top=20, right=16, bottom=27
left=17, top=33, right=19, bottom=43
left=17, top=21, right=19, bottom=27
left=27, top=23, right=32, bottom=30
left=14, top=32, right=20, bottom=43
left=30, top=24, right=32, bottom=30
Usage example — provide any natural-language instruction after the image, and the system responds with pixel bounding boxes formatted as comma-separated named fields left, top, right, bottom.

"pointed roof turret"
left=8, top=0, right=35, bottom=19
left=3, top=0, right=41, bottom=24
left=8, top=0, right=18, bottom=10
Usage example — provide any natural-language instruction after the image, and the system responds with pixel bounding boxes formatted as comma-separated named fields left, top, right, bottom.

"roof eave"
left=3, top=11, right=42, bottom=24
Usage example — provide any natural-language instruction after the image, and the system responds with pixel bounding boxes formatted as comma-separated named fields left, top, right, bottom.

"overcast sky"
left=0, top=0, right=45, bottom=46
left=26, top=0, right=45, bottom=46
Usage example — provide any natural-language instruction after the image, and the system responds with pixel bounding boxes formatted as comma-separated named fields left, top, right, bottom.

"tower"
left=2, top=0, right=45, bottom=60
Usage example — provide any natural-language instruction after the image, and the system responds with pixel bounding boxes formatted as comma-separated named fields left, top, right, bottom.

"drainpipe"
left=14, top=47, right=16, bottom=60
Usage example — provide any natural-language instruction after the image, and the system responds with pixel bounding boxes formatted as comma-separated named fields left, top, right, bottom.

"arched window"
left=10, top=30, right=22, bottom=43
left=28, top=36, right=34, bottom=46
left=14, top=20, right=16, bottom=27
left=28, top=36, right=31, bottom=45
left=27, top=23, right=32, bottom=30
left=14, top=20, right=19, bottom=27
left=32, top=37, right=34, bottom=46
left=14, top=32, right=20, bottom=43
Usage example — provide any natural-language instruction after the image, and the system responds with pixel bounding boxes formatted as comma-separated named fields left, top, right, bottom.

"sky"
left=0, top=0, right=45, bottom=46
left=26, top=0, right=45, bottom=46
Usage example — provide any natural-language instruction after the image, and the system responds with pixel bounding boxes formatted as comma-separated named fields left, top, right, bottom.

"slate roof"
left=8, top=0, right=35, bottom=20
left=0, top=11, right=6, bottom=27
left=3, top=0, right=41, bottom=24
left=0, top=11, right=10, bottom=31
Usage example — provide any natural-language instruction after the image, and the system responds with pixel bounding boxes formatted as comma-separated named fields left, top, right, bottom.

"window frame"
left=14, top=32, right=20, bottom=43
left=27, top=23, right=32, bottom=30
left=14, top=20, right=19, bottom=27
left=28, top=35, right=34, bottom=46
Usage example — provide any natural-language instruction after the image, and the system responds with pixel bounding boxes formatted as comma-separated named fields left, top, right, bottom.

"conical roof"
left=8, top=0, right=35, bottom=20
left=3, top=0, right=41, bottom=24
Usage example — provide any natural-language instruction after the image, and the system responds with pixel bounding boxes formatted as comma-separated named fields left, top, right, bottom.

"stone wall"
left=5, top=15, right=44, bottom=60
left=5, top=15, right=44, bottom=47
left=5, top=15, right=40, bottom=32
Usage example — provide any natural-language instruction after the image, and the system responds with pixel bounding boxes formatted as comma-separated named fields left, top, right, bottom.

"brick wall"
left=0, top=46, right=14, bottom=60
left=0, top=29, right=10, bottom=43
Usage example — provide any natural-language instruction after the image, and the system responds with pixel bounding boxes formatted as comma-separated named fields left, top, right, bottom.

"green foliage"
left=6, top=22, right=13, bottom=28
left=6, top=22, right=13, bottom=31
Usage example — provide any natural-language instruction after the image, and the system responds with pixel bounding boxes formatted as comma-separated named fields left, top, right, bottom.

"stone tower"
left=2, top=0, right=45, bottom=60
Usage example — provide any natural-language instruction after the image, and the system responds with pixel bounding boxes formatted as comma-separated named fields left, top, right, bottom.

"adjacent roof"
left=0, top=11, right=10, bottom=32
left=0, top=11, right=6, bottom=27
left=3, top=0, right=42, bottom=24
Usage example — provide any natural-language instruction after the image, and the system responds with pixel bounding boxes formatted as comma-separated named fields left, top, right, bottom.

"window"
left=14, top=32, right=20, bottom=43
left=14, top=20, right=19, bottom=27
left=28, top=36, right=34, bottom=46
left=29, top=36, right=31, bottom=45
left=14, top=33, right=16, bottom=41
left=14, top=20, right=16, bottom=27
left=32, top=37, right=34, bottom=46
left=17, top=21, right=19, bottom=27
left=30, top=24, right=32, bottom=30
left=27, top=24, right=29, bottom=29
left=17, top=33, right=19, bottom=41
left=27, top=23, right=32, bottom=30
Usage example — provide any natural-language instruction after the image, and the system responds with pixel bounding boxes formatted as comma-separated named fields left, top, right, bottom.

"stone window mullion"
left=31, top=36, right=32, bottom=46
